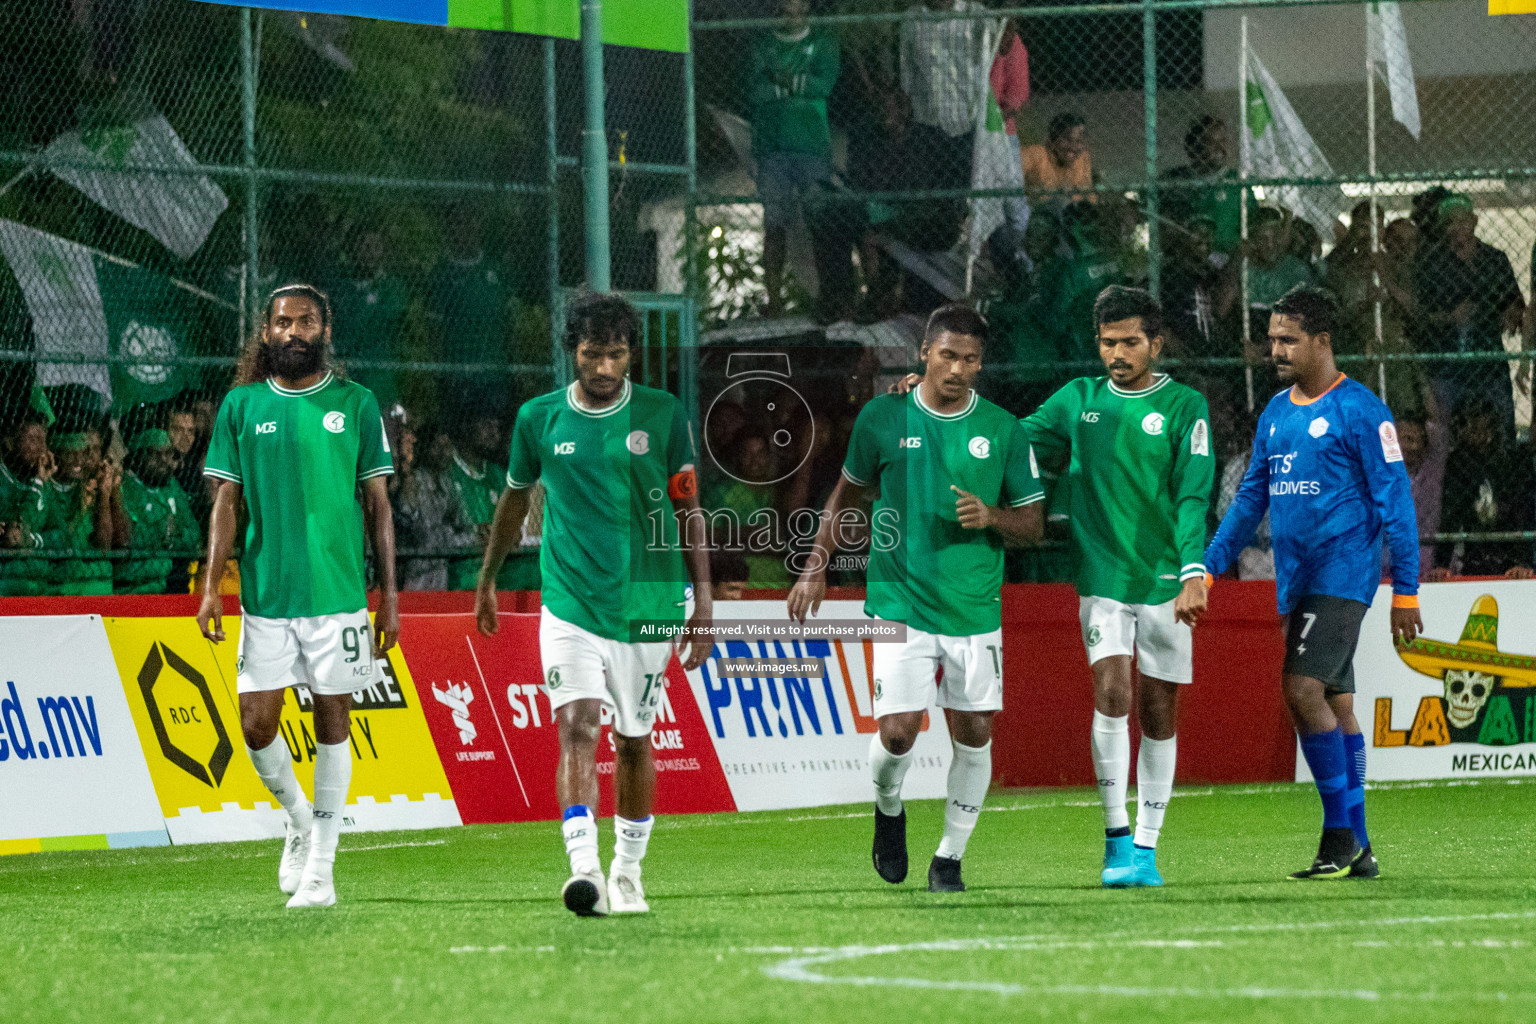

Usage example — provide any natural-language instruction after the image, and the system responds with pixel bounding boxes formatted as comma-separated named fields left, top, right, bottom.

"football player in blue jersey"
left=1179, top=285, right=1423, bottom=880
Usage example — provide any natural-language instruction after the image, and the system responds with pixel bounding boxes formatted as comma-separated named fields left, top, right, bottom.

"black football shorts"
left=1283, top=594, right=1370, bottom=695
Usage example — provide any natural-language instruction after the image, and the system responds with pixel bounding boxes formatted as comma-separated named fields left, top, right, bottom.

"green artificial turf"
left=2, top=778, right=1534, bottom=1023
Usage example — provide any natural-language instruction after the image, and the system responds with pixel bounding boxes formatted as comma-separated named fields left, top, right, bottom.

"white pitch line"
left=342, top=839, right=448, bottom=853
left=759, top=911, right=1536, bottom=1002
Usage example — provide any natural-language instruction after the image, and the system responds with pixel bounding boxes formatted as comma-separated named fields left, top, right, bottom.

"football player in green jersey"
left=197, top=284, right=400, bottom=909
left=789, top=304, right=1045, bottom=893
left=475, top=293, right=713, bottom=918
left=1022, top=285, right=1214, bottom=888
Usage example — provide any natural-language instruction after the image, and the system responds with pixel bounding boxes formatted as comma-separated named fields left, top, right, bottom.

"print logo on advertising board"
left=0, top=680, right=105, bottom=762
left=135, top=642, right=233, bottom=787
left=1379, top=595, right=1536, bottom=768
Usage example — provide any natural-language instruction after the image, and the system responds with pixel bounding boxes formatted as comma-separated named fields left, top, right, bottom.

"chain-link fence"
left=691, top=0, right=1536, bottom=584
left=0, top=1, right=695, bottom=595
left=1, top=0, right=1533, bottom=595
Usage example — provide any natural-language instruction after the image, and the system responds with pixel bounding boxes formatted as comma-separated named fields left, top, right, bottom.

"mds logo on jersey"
left=898, top=437, right=922, bottom=449
left=255, top=421, right=276, bottom=434
left=553, top=441, right=576, bottom=455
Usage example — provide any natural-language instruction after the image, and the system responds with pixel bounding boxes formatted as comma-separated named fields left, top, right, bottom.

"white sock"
left=562, top=806, right=601, bottom=876
left=935, top=740, right=991, bottom=861
left=308, top=739, right=352, bottom=879
left=870, top=733, right=913, bottom=816
left=1091, top=711, right=1131, bottom=832
left=612, top=815, right=653, bottom=879
left=1134, top=734, right=1178, bottom=849
left=247, top=735, right=312, bottom=831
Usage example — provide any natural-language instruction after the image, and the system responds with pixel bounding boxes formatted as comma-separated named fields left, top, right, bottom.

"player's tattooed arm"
left=197, top=480, right=242, bottom=643
left=672, top=478, right=714, bottom=671
left=951, top=485, right=1043, bottom=545
left=788, top=475, right=869, bottom=623
left=473, top=486, right=532, bottom=637
left=362, top=476, right=399, bottom=658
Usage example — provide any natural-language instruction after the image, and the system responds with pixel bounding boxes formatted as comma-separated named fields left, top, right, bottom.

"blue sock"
left=1298, top=728, right=1350, bottom=830
left=1342, top=731, right=1369, bottom=848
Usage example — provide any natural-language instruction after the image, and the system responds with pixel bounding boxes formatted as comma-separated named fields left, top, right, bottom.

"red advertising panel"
left=406, top=612, right=734, bottom=823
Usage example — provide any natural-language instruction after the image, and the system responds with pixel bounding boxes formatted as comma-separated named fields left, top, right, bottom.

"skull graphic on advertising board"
left=1443, top=669, right=1496, bottom=729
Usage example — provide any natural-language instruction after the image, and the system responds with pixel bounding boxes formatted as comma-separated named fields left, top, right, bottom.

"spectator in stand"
left=429, top=203, right=519, bottom=391
left=1389, top=409, right=1448, bottom=582
left=0, top=414, right=63, bottom=597
left=750, top=0, right=844, bottom=319
left=1433, top=399, right=1534, bottom=579
left=1165, top=115, right=1242, bottom=259
left=1414, top=194, right=1526, bottom=442
left=1161, top=214, right=1222, bottom=357
left=899, top=0, right=990, bottom=189
left=392, top=420, right=479, bottom=592
left=984, top=18, right=1032, bottom=290
left=446, top=407, right=540, bottom=593
left=1218, top=205, right=1315, bottom=356
left=329, top=225, right=410, bottom=409
left=49, top=426, right=126, bottom=596
left=711, top=549, right=752, bottom=601
left=1035, top=201, right=1124, bottom=365
left=167, top=399, right=213, bottom=529
left=1022, top=112, right=1093, bottom=223
left=715, top=430, right=790, bottom=587
left=116, top=429, right=202, bottom=595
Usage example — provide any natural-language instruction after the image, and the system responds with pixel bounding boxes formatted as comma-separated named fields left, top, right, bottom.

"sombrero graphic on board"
left=1396, top=594, right=1536, bottom=688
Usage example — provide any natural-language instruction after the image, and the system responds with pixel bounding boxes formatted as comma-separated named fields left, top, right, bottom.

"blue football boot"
left=1131, top=845, right=1163, bottom=887
left=1101, top=834, right=1135, bottom=887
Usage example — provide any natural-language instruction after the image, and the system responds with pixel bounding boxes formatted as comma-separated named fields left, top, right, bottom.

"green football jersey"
left=0, top=463, right=62, bottom=596
left=48, top=480, right=112, bottom=595
left=507, top=379, right=693, bottom=642
left=204, top=372, right=393, bottom=619
left=446, top=452, right=525, bottom=592
left=1022, top=374, right=1213, bottom=605
left=842, top=389, right=1044, bottom=636
left=117, top=472, right=201, bottom=595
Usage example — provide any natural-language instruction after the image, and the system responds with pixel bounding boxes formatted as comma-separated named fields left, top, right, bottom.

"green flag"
left=0, top=220, right=193, bottom=410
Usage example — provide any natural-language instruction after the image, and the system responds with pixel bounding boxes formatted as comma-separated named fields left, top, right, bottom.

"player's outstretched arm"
left=952, top=486, right=1043, bottom=545
left=362, top=476, right=399, bottom=658
left=787, top=475, right=867, bottom=623
left=474, top=486, right=531, bottom=637
left=197, top=480, right=241, bottom=643
left=672, top=483, right=714, bottom=671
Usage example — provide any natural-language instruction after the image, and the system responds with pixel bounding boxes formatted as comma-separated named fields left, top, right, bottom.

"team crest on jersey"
left=873, top=679, right=883, bottom=700
left=1379, top=421, right=1403, bottom=463
left=1087, top=626, right=1102, bottom=647
left=546, top=667, right=562, bottom=690
left=1309, top=416, right=1330, bottom=438
left=626, top=430, right=650, bottom=455
left=323, top=411, right=346, bottom=434
left=1141, top=412, right=1165, bottom=436
left=968, top=436, right=991, bottom=459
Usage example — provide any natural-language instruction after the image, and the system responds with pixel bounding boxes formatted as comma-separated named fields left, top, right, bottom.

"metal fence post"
left=239, top=7, right=259, bottom=336
left=581, top=0, right=611, bottom=293
left=545, top=35, right=565, bottom=382
left=1142, top=0, right=1160, bottom=301
left=681, top=0, right=700, bottom=429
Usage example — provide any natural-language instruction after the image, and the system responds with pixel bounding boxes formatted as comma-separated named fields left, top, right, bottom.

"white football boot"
left=606, top=871, right=649, bottom=914
left=279, top=822, right=311, bottom=895
left=561, top=869, right=609, bottom=917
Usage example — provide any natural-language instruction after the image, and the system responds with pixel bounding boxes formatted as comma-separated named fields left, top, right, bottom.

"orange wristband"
left=1203, top=572, right=1215, bottom=589
left=1391, top=594, right=1419, bottom=609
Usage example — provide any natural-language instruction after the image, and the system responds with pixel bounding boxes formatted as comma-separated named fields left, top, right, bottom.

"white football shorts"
left=236, top=609, right=381, bottom=697
left=1078, top=595, right=1192, bottom=684
left=539, top=608, right=675, bottom=737
left=871, top=623, right=1005, bottom=718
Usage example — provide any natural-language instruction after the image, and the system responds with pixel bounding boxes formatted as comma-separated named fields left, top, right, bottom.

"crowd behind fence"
left=0, top=0, right=1534, bottom=596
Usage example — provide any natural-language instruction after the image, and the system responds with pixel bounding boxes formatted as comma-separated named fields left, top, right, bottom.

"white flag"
left=967, top=20, right=1018, bottom=264
left=0, top=220, right=111, bottom=402
left=1367, top=2, right=1421, bottom=140
left=44, top=113, right=228, bottom=260
left=1242, top=45, right=1346, bottom=235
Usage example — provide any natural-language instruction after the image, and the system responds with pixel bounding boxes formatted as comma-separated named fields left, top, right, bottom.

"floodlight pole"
left=581, top=0, right=612, bottom=293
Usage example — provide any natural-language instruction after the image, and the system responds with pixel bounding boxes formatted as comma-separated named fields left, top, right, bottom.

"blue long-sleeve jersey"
left=1205, top=375, right=1419, bottom=613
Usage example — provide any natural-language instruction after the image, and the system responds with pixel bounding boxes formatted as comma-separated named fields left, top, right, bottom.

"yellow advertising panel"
left=1489, top=0, right=1536, bottom=13
left=103, top=616, right=459, bottom=844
